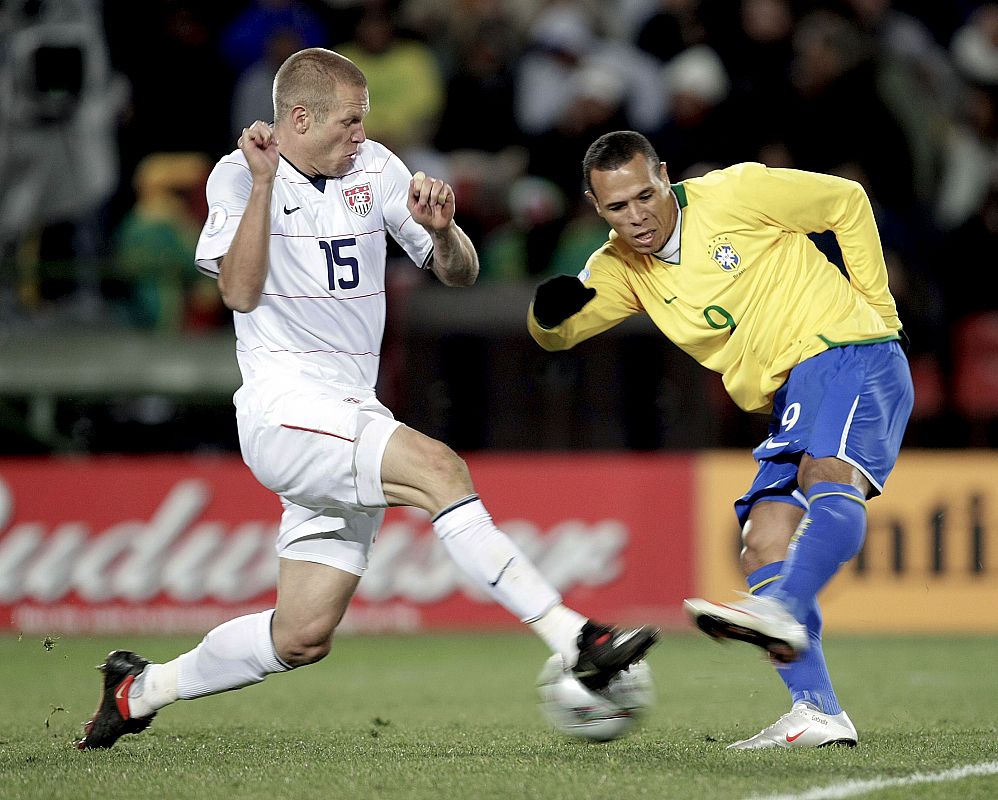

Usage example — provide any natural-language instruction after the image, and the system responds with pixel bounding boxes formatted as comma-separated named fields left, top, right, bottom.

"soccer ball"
left=536, top=654, right=654, bottom=742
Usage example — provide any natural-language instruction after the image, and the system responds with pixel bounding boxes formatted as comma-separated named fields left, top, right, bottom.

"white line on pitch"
left=743, top=760, right=998, bottom=800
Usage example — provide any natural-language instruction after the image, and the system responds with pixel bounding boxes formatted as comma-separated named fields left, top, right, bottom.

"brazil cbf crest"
left=343, top=183, right=374, bottom=217
left=708, top=236, right=742, bottom=273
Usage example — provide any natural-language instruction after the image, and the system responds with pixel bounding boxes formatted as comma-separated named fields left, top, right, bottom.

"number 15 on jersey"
left=319, top=238, right=359, bottom=290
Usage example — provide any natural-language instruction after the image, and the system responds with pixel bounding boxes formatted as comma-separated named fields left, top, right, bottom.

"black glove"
left=898, top=328, right=911, bottom=355
left=532, top=275, right=597, bottom=329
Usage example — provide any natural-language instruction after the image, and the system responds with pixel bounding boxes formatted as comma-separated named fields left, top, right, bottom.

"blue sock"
left=771, top=482, right=867, bottom=623
left=748, top=562, right=842, bottom=715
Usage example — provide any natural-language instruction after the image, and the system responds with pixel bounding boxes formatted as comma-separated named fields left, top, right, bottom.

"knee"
left=421, top=440, right=473, bottom=500
left=740, top=519, right=793, bottom=575
left=273, top=620, right=336, bottom=667
left=738, top=500, right=807, bottom=575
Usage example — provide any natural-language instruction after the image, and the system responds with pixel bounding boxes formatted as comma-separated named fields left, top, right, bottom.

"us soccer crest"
left=708, top=236, right=742, bottom=273
left=343, top=183, right=373, bottom=217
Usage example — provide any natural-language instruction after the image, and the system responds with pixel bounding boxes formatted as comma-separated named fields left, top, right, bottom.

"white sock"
left=128, top=660, right=180, bottom=718
left=172, top=609, right=290, bottom=701
left=528, top=603, right=587, bottom=666
left=432, top=496, right=561, bottom=622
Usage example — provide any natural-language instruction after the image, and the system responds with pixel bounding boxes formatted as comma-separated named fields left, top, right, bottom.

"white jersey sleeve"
left=195, top=153, right=253, bottom=277
left=380, top=152, right=434, bottom=270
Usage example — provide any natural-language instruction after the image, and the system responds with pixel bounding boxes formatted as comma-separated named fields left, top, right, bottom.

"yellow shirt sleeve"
left=732, top=165, right=901, bottom=332
left=527, top=246, right=642, bottom=351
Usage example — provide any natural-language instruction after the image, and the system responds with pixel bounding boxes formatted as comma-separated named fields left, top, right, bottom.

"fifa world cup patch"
left=708, top=236, right=742, bottom=273
left=205, top=204, right=228, bottom=236
left=343, top=182, right=374, bottom=217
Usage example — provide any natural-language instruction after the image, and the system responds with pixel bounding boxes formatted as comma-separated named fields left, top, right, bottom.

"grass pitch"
left=0, top=631, right=995, bottom=800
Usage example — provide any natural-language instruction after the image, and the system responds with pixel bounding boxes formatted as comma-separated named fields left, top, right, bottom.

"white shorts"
left=235, top=377, right=403, bottom=576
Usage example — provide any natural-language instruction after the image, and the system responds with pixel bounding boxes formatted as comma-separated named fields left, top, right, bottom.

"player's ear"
left=292, top=105, right=309, bottom=134
left=585, top=190, right=602, bottom=218
left=658, top=162, right=670, bottom=184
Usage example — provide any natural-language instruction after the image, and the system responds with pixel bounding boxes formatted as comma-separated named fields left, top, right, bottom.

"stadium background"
left=0, top=0, right=996, bottom=635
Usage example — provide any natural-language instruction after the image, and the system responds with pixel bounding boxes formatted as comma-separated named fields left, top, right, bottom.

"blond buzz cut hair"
left=273, top=48, right=367, bottom=124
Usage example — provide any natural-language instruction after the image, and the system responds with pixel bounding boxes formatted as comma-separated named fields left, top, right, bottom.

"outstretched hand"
left=238, top=120, right=280, bottom=181
left=408, top=171, right=455, bottom=231
left=532, top=274, right=597, bottom=329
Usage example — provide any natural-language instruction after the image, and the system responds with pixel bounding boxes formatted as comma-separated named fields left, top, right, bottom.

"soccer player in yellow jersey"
left=528, top=131, right=914, bottom=749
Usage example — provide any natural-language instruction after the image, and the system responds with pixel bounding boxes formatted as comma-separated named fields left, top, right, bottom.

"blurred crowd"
left=2, top=0, right=998, bottom=444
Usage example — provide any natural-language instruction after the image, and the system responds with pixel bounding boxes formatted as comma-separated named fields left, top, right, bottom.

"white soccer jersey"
left=195, top=139, right=433, bottom=390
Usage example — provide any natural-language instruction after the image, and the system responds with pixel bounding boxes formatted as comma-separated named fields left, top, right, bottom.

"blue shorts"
left=734, top=341, right=913, bottom=528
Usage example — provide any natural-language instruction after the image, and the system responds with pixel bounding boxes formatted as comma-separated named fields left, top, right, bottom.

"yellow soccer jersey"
left=528, top=162, right=902, bottom=413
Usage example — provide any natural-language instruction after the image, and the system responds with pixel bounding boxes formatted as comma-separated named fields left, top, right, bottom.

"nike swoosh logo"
left=764, top=439, right=790, bottom=450
left=488, top=557, right=514, bottom=588
left=283, top=205, right=301, bottom=215
left=664, top=296, right=678, bottom=304
left=786, top=727, right=809, bottom=742
left=114, top=674, right=135, bottom=719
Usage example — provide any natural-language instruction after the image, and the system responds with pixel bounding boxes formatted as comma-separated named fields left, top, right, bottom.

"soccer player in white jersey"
left=76, top=48, right=658, bottom=750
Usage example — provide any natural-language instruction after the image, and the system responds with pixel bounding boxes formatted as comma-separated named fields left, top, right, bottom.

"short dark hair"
left=273, top=48, right=367, bottom=123
left=582, top=131, right=660, bottom=194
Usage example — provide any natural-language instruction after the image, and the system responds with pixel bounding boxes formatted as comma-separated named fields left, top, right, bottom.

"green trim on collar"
left=672, top=183, right=688, bottom=209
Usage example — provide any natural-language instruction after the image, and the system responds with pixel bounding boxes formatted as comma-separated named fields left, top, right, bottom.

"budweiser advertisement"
left=0, top=455, right=695, bottom=634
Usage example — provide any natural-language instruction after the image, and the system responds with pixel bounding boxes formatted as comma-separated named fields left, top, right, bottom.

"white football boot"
left=683, top=593, right=808, bottom=663
left=728, top=702, right=858, bottom=749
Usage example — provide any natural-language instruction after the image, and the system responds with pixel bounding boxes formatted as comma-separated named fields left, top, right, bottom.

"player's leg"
left=686, top=342, right=912, bottom=662
left=77, top=558, right=358, bottom=750
left=686, top=343, right=911, bottom=748
left=380, top=425, right=564, bottom=626
left=767, top=342, right=912, bottom=630
left=684, top=461, right=810, bottom=661
left=728, top=497, right=857, bottom=749
left=741, top=501, right=839, bottom=712
left=162, top=557, right=358, bottom=702
left=685, top=471, right=859, bottom=748
left=379, top=424, right=658, bottom=687
left=78, top=384, right=378, bottom=750
left=707, top=459, right=869, bottom=665
left=767, top=455, right=870, bottom=626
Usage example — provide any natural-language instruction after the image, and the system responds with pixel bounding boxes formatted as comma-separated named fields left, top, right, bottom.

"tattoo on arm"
left=431, top=226, right=479, bottom=286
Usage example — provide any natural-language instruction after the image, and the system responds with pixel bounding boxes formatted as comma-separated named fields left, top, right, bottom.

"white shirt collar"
left=652, top=194, right=682, bottom=263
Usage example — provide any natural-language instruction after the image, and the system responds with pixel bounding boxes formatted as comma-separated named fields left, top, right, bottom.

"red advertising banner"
left=0, top=455, right=695, bottom=634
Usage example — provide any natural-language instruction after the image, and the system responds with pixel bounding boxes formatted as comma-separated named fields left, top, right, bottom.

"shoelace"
left=750, top=709, right=797, bottom=737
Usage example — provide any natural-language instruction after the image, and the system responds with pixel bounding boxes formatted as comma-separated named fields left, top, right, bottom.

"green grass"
left=0, top=631, right=996, bottom=800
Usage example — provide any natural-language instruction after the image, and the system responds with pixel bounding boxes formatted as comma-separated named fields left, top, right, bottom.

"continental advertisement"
left=0, top=452, right=994, bottom=634
left=696, top=451, right=998, bottom=632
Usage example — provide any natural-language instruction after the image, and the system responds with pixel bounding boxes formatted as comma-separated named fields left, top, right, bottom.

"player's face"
left=308, top=84, right=369, bottom=177
left=587, top=155, right=677, bottom=255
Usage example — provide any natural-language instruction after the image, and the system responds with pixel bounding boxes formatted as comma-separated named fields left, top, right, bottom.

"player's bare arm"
left=218, top=121, right=280, bottom=312
left=408, top=171, right=479, bottom=287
